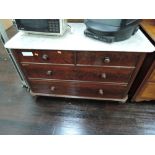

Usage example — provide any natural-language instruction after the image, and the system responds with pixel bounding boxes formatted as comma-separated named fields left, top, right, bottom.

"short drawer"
left=13, top=50, right=74, bottom=64
left=76, top=51, right=140, bottom=67
left=22, top=64, right=77, bottom=80
left=22, top=64, right=134, bottom=83
left=29, top=80, right=127, bottom=99
left=75, top=66, right=134, bottom=83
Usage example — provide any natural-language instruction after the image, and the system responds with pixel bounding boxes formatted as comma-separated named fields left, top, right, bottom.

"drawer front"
left=22, top=64, right=76, bottom=80
left=22, top=64, right=134, bottom=83
left=29, top=80, right=127, bottom=99
left=76, top=66, right=134, bottom=83
left=148, top=69, right=155, bottom=82
left=77, top=51, right=140, bottom=67
left=138, top=82, right=155, bottom=100
left=14, top=50, right=74, bottom=64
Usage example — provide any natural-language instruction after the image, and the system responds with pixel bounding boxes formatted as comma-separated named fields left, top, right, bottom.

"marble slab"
left=5, top=23, right=155, bottom=52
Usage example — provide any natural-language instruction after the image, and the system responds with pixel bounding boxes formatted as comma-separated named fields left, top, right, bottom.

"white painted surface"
left=5, top=23, right=155, bottom=52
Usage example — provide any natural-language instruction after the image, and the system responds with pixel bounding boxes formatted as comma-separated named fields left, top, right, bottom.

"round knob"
left=57, top=51, right=62, bottom=54
left=50, top=86, right=55, bottom=91
left=101, top=73, right=106, bottom=79
left=46, top=70, right=53, bottom=75
left=42, top=54, right=48, bottom=60
left=103, top=57, right=110, bottom=63
left=99, top=89, right=104, bottom=95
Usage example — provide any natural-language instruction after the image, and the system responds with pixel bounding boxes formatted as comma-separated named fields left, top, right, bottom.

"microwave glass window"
left=20, top=19, right=48, bottom=30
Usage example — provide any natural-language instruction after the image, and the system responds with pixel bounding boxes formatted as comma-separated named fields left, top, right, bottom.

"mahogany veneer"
left=12, top=49, right=145, bottom=102
left=21, top=64, right=134, bottom=83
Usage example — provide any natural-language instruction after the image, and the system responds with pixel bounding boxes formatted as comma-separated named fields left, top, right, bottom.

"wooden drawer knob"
left=99, top=89, right=104, bottom=95
left=50, top=86, right=55, bottom=91
left=57, top=51, right=62, bottom=54
left=101, top=73, right=106, bottom=79
left=46, top=70, right=53, bottom=75
left=42, top=54, right=48, bottom=60
left=103, top=57, right=110, bottom=63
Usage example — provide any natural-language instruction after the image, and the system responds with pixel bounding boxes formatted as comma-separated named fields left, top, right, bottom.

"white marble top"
left=5, top=23, right=155, bottom=52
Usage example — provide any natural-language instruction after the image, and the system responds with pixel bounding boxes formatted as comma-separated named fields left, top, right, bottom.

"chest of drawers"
left=12, top=49, right=146, bottom=102
left=131, top=20, right=155, bottom=102
left=5, top=23, right=155, bottom=103
left=132, top=60, right=155, bottom=101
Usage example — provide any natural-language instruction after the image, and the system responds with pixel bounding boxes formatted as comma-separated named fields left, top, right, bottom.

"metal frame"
left=0, top=21, right=28, bottom=88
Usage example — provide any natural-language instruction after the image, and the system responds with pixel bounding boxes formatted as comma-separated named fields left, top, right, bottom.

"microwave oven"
left=14, top=19, right=68, bottom=36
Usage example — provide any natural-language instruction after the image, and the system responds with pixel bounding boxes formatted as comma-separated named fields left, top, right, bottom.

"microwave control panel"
left=48, top=19, right=60, bottom=33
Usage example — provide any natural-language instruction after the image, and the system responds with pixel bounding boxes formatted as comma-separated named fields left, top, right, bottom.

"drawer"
left=22, top=64, right=134, bottom=83
left=138, top=82, right=155, bottom=100
left=13, top=50, right=74, bottom=64
left=22, top=64, right=77, bottom=80
left=148, top=69, right=155, bottom=82
left=29, top=80, right=127, bottom=99
left=76, top=66, right=134, bottom=83
left=76, top=51, right=140, bottom=67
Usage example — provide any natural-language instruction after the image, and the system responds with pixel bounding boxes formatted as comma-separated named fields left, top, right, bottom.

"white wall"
left=0, top=19, right=13, bottom=30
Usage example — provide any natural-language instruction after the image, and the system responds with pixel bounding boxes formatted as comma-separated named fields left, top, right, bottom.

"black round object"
left=84, top=19, right=141, bottom=43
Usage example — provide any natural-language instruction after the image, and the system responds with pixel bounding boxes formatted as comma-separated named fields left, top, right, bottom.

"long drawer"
left=29, top=80, right=127, bottom=99
left=76, top=51, right=140, bottom=67
left=22, top=64, right=134, bottom=83
left=13, top=50, right=74, bottom=65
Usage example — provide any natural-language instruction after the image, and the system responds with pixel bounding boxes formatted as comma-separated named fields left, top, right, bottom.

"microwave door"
left=16, top=19, right=49, bottom=32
